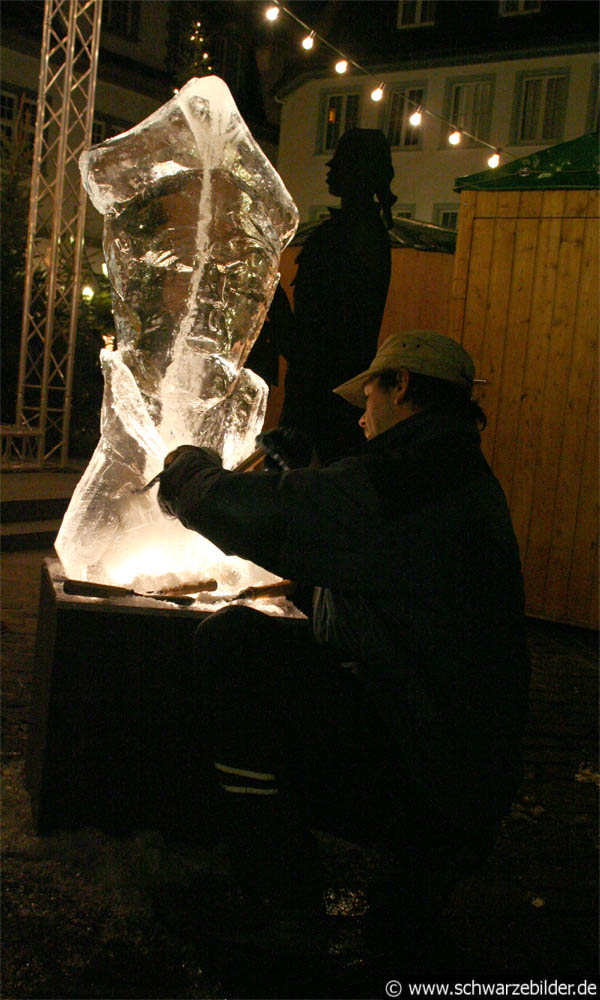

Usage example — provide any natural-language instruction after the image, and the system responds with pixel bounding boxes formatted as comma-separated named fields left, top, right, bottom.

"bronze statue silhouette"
left=259, top=127, right=396, bottom=468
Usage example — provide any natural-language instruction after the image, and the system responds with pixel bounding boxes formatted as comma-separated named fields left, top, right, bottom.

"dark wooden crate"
left=26, top=559, right=216, bottom=839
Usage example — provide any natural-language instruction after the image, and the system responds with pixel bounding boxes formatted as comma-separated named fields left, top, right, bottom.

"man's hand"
left=158, top=445, right=222, bottom=517
left=256, top=427, right=313, bottom=471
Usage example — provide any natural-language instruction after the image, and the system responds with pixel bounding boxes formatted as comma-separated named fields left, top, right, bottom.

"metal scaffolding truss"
left=2, top=0, right=102, bottom=467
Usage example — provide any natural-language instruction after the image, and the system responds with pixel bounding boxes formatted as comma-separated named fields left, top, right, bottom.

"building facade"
left=274, top=0, right=598, bottom=226
left=0, top=0, right=281, bottom=252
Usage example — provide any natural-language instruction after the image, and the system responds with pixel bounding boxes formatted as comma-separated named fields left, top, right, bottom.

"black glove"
left=256, top=427, right=313, bottom=471
left=158, top=445, right=222, bottom=517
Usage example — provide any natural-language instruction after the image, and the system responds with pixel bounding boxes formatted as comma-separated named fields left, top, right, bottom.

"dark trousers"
left=193, top=605, right=486, bottom=867
left=191, top=604, right=498, bottom=958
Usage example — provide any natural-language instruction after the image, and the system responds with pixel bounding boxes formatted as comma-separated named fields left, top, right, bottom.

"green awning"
left=455, top=134, right=600, bottom=192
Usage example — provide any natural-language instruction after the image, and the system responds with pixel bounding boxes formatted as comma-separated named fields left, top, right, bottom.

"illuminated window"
left=318, top=91, right=360, bottom=153
left=499, top=1, right=541, bottom=16
left=397, top=1, right=436, bottom=28
left=386, top=86, right=425, bottom=148
left=513, top=70, right=568, bottom=144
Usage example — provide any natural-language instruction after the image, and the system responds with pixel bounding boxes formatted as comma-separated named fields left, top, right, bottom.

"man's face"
left=359, top=375, right=401, bottom=440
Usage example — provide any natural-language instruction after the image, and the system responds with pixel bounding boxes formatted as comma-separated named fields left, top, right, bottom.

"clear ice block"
left=56, top=77, right=298, bottom=593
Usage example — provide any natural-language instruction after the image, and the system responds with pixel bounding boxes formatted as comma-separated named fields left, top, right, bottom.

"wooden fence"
left=450, top=189, right=599, bottom=628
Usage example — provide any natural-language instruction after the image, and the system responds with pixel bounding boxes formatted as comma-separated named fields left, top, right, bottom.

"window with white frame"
left=447, top=77, right=494, bottom=143
left=434, top=204, right=459, bottom=230
left=386, top=86, right=425, bottom=147
left=499, top=1, right=541, bottom=15
left=397, top=1, right=436, bottom=28
left=91, top=116, right=130, bottom=146
left=318, top=91, right=360, bottom=153
left=0, top=88, right=37, bottom=153
left=102, top=0, right=140, bottom=40
left=91, top=119, right=106, bottom=146
left=514, top=70, right=568, bottom=144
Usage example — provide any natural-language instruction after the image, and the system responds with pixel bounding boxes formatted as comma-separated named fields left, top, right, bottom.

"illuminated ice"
left=55, top=77, right=298, bottom=591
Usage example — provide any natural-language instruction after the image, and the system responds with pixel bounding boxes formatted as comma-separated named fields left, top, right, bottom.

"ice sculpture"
left=55, top=77, right=298, bottom=594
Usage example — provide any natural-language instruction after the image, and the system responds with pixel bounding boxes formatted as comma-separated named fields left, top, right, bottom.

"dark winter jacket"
left=158, top=409, right=530, bottom=828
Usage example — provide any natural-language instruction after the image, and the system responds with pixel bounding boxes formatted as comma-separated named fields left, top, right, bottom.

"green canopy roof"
left=455, top=134, right=600, bottom=192
left=291, top=214, right=456, bottom=254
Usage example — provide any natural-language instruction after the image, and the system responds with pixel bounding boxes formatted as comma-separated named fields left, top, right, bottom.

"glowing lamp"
left=335, top=59, right=348, bottom=74
left=448, top=130, right=461, bottom=145
left=488, top=152, right=500, bottom=169
left=81, top=285, right=94, bottom=301
left=302, top=32, right=315, bottom=50
left=371, top=85, right=384, bottom=103
left=409, top=108, right=422, bottom=126
left=266, top=5, right=279, bottom=20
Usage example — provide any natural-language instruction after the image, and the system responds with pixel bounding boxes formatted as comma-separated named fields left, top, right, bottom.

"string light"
left=266, top=3, right=516, bottom=166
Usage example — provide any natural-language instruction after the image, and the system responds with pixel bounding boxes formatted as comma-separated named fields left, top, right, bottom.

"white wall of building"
left=277, top=50, right=598, bottom=225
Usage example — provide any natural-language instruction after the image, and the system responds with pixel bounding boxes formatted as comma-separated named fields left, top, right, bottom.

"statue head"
left=326, top=127, right=397, bottom=227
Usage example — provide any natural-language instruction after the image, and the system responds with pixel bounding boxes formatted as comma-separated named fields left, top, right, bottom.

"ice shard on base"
left=55, top=77, right=298, bottom=595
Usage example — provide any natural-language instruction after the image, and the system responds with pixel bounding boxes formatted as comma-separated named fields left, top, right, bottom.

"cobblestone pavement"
left=1, top=548, right=598, bottom=998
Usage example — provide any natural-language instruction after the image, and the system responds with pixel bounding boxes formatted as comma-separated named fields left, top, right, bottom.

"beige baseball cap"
left=333, top=330, right=476, bottom=407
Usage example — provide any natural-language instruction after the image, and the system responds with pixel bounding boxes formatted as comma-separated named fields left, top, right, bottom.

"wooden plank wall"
left=450, top=189, right=599, bottom=628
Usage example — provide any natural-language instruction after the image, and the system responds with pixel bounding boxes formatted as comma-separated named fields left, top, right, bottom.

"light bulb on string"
left=260, top=2, right=510, bottom=167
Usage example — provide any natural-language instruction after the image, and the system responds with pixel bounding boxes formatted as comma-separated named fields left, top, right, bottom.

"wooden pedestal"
left=26, top=558, right=218, bottom=838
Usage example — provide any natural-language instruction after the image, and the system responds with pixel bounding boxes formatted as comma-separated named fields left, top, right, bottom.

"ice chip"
left=56, top=77, right=298, bottom=590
